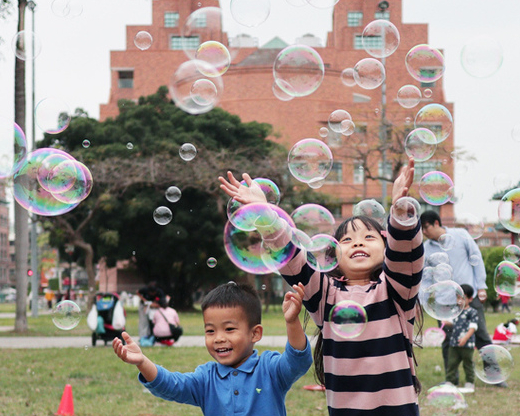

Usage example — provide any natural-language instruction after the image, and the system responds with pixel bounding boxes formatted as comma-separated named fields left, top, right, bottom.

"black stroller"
left=88, top=292, right=126, bottom=346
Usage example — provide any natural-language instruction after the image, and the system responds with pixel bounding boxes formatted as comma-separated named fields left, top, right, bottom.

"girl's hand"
left=218, top=171, right=267, bottom=205
left=113, top=332, right=144, bottom=366
left=391, top=156, right=415, bottom=205
left=283, top=283, right=305, bottom=324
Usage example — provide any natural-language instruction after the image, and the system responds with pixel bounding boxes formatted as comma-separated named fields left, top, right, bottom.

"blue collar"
left=216, top=349, right=260, bottom=378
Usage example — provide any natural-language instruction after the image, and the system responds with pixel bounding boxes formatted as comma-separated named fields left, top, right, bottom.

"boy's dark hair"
left=201, top=282, right=262, bottom=327
left=460, top=284, right=474, bottom=299
left=420, top=211, right=442, bottom=227
left=158, top=297, right=169, bottom=308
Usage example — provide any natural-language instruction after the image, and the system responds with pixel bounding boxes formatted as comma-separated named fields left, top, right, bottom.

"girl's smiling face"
left=336, top=219, right=385, bottom=283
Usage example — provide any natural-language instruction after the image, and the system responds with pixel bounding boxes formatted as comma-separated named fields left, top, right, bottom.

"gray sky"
left=1, top=0, right=519, bottom=224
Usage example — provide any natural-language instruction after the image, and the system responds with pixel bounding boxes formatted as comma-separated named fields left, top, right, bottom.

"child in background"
left=113, top=282, right=312, bottom=416
left=442, top=284, right=479, bottom=392
left=152, top=297, right=181, bottom=345
left=219, top=156, right=424, bottom=416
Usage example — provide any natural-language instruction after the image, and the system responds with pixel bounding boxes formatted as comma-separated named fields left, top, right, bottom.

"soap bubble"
left=179, top=143, right=197, bottom=161
left=190, top=78, right=219, bottom=106
left=153, top=206, right=173, bottom=225
left=11, top=30, right=41, bottom=61
left=287, top=138, right=333, bottom=184
left=397, top=85, right=422, bottom=108
left=390, top=197, right=420, bottom=227
left=329, top=300, right=368, bottom=339
left=405, top=44, right=445, bottom=83
left=134, top=31, right=153, bottom=50
left=425, top=384, right=467, bottom=415
left=273, top=44, right=325, bottom=97
left=82, top=139, right=90, bottom=148
left=353, top=58, right=385, bottom=90
left=291, top=204, right=335, bottom=238
left=426, top=252, right=449, bottom=267
left=126, top=143, right=134, bottom=150
left=272, top=80, right=295, bottom=101
left=457, top=212, right=485, bottom=240
left=206, top=257, right=218, bottom=268
left=291, top=228, right=313, bottom=251
left=0, top=116, right=28, bottom=179
left=433, top=263, right=453, bottom=282
left=328, top=110, right=352, bottom=133
left=498, top=188, right=520, bottom=233
left=52, top=300, right=81, bottom=330
left=319, top=127, right=329, bottom=138
left=494, top=261, right=520, bottom=297
left=461, top=36, right=503, bottom=78
left=423, top=88, right=432, bottom=98
left=503, top=245, right=520, bottom=263
left=195, top=41, right=231, bottom=76
left=165, top=186, right=182, bottom=203
left=228, top=202, right=280, bottom=232
left=306, top=234, right=340, bottom=272
left=414, top=103, right=453, bottom=144
left=469, top=254, right=480, bottom=266
left=37, top=155, right=78, bottom=195
left=340, top=68, right=356, bottom=87
left=361, top=19, right=400, bottom=58
left=419, top=171, right=454, bottom=206
left=438, top=233, right=455, bottom=251
left=422, top=280, right=465, bottom=320
left=35, top=97, right=71, bottom=134
left=353, top=199, right=385, bottom=226
left=474, top=345, right=514, bottom=384
left=423, top=327, right=446, bottom=347
left=230, top=0, right=270, bottom=27
left=226, top=178, right=281, bottom=223
left=404, top=128, right=437, bottom=162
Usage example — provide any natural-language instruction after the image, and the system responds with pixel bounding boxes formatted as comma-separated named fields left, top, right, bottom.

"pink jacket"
left=153, top=307, right=180, bottom=337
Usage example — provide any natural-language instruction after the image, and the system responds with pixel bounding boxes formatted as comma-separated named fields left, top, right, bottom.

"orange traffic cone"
left=56, top=384, right=74, bottom=415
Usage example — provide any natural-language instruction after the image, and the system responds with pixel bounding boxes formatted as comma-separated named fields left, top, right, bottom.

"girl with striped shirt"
left=219, top=157, right=424, bottom=416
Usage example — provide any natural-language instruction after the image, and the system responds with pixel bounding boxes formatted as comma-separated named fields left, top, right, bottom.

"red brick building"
left=100, top=0, right=454, bottom=220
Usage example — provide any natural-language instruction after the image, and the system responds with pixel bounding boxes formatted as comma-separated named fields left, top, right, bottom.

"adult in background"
left=420, top=210, right=508, bottom=388
left=136, top=281, right=165, bottom=341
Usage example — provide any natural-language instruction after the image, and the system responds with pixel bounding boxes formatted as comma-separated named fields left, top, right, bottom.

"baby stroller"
left=87, top=292, right=126, bottom=346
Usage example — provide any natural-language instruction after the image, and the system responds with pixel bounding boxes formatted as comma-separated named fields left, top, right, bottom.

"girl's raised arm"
left=218, top=171, right=267, bottom=204
left=391, top=156, right=415, bottom=205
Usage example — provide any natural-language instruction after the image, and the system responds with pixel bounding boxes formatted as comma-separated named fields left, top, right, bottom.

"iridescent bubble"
left=52, top=300, right=81, bottom=330
left=206, top=257, right=218, bottom=268
left=361, top=19, right=400, bottom=58
left=426, top=252, right=449, bottom=267
left=230, top=0, right=270, bottom=27
left=306, top=234, right=340, bottom=273
left=329, top=300, right=367, bottom=339
left=438, top=233, right=455, bottom=251
left=474, top=345, right=514, bottom=384
left=229, top=202, right=280, bottom=232
left=422, top=280, right=465, bottom=321
left=291, top=204, right=335, bottom=237
left=0, top=117, right=28, bottom=178
left=461, top=36, right=503, bottom=78
left=498, top=188, right=520, bottom=233
left=134, top=31, right=153, bottom=51
left=423, top=327, right=446, bottom=347
left=328, top=110, right=352, bottom=133
left=291, top=228, right=312, bottom=251
left=404, top=128, right=437, bottom=162
left=165, top=186, right=182, bottom=203
left=503, top=245, right=520, bottom=263
left=153, top=206, right=173, bottom=225
left=390, top=197, right=420, bottom=227
left=37, top=155, right=78, bottom=195
left=169, top=59, right=223, bottom=115
left=252, top=178, right=281, bottom=204
left=433, top=263, right=453, bottom=282
left=414, top=103, right=453, bottom=144
left=11, top=30, right=41, bottom=61
left=405, top=44, right=445, bottom=83
left=396, top=85, right=421, bottom=109
left=458, top=212, right=485, bottom=239
left=419, top=171, right=454, bottom=206
left=179, top=143, right=197, bottom=161
left=340, top=68, right=356, bottom=87
left=287, top=138, right=333, bottom=184
left=195, top=41, right=231, bottom=76
left=353, top=58, right=385, bottom=90
left=353, top=199, right=385, bottom=226
left=423, top=88, right=432, bottom=98
left=319, top=127, right=329, bottom=138
left=273, top=44, right=325, bottom=97
left=494, top=261, right=520, bottom=297
left=425, top=384, right=467, bottom=415
left=272, top=80, right=295, bottom=101
left=35, top=97, right=71, bottom=134
left=51, top=161, right=93, bottom=204
left=82, top=139, right=90, bottom=148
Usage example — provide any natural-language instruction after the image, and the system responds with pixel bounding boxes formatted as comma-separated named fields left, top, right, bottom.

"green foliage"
left=481, top=246, right=505, bottom=306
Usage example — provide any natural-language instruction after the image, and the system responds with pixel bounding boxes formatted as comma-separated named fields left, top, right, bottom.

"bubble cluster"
left=404, top=128, right=437, bottom=162
left=287, top=138, right=333, bottom=183
left=396, top=85, right=422, bottom=108
left=474, top=345, right=514, bottom=384
left=419, top=171, right=454, bottom=206
left=493, top=261, right=520, bottom=297
left=353, top=58, right=385, bottom=90
left=328, top=110, right=352, bottom=134
left=414, top=103, right=453, bottom=144
left=422, top=280, right=465, bottom=320
left=329, top=300, right=368, bottom=339
left=153, top=206, right=173, bottom=225
left=498, top=188, right=520, bottom=233
left=52, top=300, right=81, bottom=330
left=361, top=19, right=400, bottom=58
left=405, top=44, right=445, bottom=83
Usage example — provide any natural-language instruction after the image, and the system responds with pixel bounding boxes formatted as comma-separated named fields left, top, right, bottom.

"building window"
left=348, top=12, right=363, bottom=27
left=353, top=93, right=371, bottom=103
left=353, top=162, right=364, bottom=184
left=164, top=12, right=179, bottom=28
left=195, top=13, right=207, bottom=27
left=170, top=35, right=200, bottom=50
left=355, top=34, right=383, bottom=50
left=327, top=162, right=343, bottom=183
left=375, top=11, right=390, bottom=20
left=378, top=161, right=393, bottom=180
left=118, top=71, right=134, bottom=89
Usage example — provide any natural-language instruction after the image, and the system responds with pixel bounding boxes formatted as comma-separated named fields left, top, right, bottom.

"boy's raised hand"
left=218, top=171, right=267, bottom=205
left=283, top=283, right=305, bottom=324
left=113, top=332, right=145, bottom=366
left=391, top=156, right=415, bottom=205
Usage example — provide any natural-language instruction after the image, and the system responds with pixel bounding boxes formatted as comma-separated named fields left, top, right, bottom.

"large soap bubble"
left=422, top=280, right=465, bottom=320
left=474, top=345, right=514, bottom=384
left=353, top=199, right=386, bottom=226
left=414, top=103, right=453, bottom=144
left=306, top=234, right=340, bottom=273
left=405, top=44, right=445, bottom=83
left=461, top=36, right=503, bottom=78
left=291, top=204, right=335, bottom=237
left=361, top=19, right=400, bottom=58
left=494, top=261, right=520, bottom=297
left=419, top=171, right=454, bottom=206
left=52, top=300, right=81, bottom=330
left=287, top=138, right=333, bottom=184
left=404, top=128, right=437, bottom=162
left=329, top=300, right=368, bottom=339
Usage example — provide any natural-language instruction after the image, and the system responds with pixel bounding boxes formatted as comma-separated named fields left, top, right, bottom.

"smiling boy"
left=112, top=282, right=312, bottom=416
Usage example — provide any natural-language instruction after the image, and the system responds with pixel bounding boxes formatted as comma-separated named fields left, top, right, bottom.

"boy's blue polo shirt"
left=139, top=339, right=312, bottom=416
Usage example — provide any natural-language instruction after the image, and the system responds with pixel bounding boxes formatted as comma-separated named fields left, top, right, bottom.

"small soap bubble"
left=291, top=204, right=335, bottom=238
left=426, top=252, right=449, bottom=267
left=35, top=97, right=71, bottom=135
left=153, top=206, right=173, bottom=225
left=423, top=88, right=432, bottom=98
left=206, top=257, right=217, bottom=268
left=433, top=263, right=453, bottom=282
left=353, top=58, right=385, bottom=90
left=195, top=41, right=231, bottom=76
left=11, top=30, right=41, bottom=61
left=438, top=233, right=455, bottom=251
left=405, top=44, right=445, bottom=83
left=474, top=345, right=514, bottom=384
left=328, top=110, right=352, bottom=133
left=306, top=234, right=340, bottom=273
left=165, top=186, right=182, bottom=203
left=469, top=254, right=480, bottom=266
left=414, top=103, right=453, bottom=144
left=423, top=327, right=446, bottom=347
left=340, top=68, right=356, bottom=87
left=503, top=245, right=520, bottom=263
left=126, top=142, right=134, bottom=150
left=179, top=143, right=197, bottom=161
left=134, top=31, right=153, bottom=50
left=396, top=85, right=421, bottom=109
left=272, top=81, right=295, bottom=101
left=190, top=79, right=219, bottom=106
left=404, top=128, right=436, bottom=162
left=419, top=171, right=454, bottom=206
left=458, top=212, right=485, bottom=239
left=329, top=300, right=368, bottom=339
left=422, top=280, right=465, bottom=320
left=82, top=139, right=90, bottom=148
left=261, top=284, right=267, bottom=290
left=52, top=300, right=81, bottom=330
left=319, top=127, right=329, bottom=138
